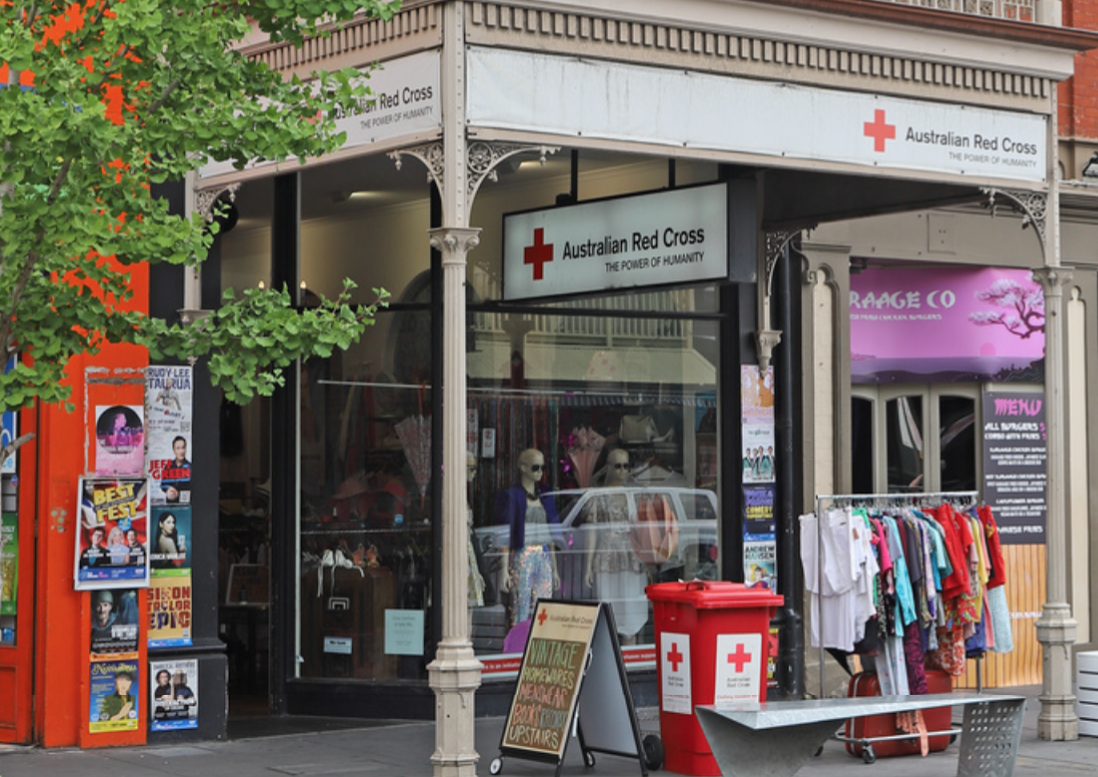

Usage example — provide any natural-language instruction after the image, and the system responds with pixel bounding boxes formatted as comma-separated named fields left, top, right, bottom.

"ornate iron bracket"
left=981, top=187, right=1047, bottom=260
left=389, top=141, right=559, bottom=203
left=194, top=183, right=240, bottom=223
left=756, top=230, right=804, bottom=370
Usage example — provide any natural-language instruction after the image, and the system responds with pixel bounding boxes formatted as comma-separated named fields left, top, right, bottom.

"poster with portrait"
left=145, top=366, right=193, bottom=506
left=94, top=404, right=145, bottom=477
left=741, top=365, right=776, bottom=484
left=89, top=658, right=140, bottom=733
left=75, top=477, right=150, bottom=590
left=1, top=513, right=16, bottom=616
left=743, top=534, right=777, bottom=591
left=90, top=588, right=140, bottom=657
left=149, top=658, right=198, bottom=731
left=149, top=505, right=191, bottom=573
left=1, top=357, right=16, bottom=474
left=148, top=574, right=193, bottom=648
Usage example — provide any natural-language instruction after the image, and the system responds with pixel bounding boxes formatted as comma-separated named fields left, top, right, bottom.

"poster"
left=659, top=632, right=692, bottom=714
left=743, top=534, right=777, bottom=591
left=149, top=505, right=191, bottom=573
left=713, top=633, right=763, bottom=704
left=1, top=512, right=16, bottom=615
left=90, top=588, right=140, bottom=657
left=150, top=658, right=198, bottom=731
left=742, top=484, right=775, bottom=536
left=982, top=392, right=1047, bottom=544
left=145, top=366, right=193, bottom=505
left=75, top=477, right=150, bottom=590
left=1, top=356, right=16, bottom=474
left=148, top=574, right=193, bottom=648
left=741, top=366, right=776, bottom=484
left=89, top=658, right=140, bottom=733
left=94, top=404, right=145, bottom=477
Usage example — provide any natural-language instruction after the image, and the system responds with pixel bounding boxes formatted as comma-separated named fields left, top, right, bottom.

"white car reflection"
left=473, top=486, right=719, bottom=607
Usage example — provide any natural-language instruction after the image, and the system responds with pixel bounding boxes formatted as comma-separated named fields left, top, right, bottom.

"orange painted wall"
left=28, top=261, right=149, bottom=748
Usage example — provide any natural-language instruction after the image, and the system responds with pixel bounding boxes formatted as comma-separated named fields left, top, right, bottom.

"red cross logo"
left=524, top=228, right=554, bottom=281
left=863, top=109, right=896, bottom=153
left=537, top=609, right=549, bottom=626
left=727, top=643, right=753, bottom=673
left=667, top=643, right=684, bottom=672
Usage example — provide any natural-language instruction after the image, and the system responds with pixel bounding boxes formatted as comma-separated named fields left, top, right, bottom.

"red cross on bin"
left=863, top=108, right=896, bottom=153
left=524, top=228, right=554, bottom=281
left=667, top=643, right=684, bottom=672
left=727, top=643, right=753, bottom=673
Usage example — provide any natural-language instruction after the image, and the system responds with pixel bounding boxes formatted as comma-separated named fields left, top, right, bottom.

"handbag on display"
left=631, top=494, right=679, bottom=565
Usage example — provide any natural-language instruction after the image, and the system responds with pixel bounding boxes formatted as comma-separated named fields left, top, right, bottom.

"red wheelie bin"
left=647, top=581, right=783, bottom=776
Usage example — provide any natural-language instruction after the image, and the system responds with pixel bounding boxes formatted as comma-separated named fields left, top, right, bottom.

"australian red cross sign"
left=469, top=48, right=1047, bottom=186
left=502, top=183, right=729, bottom=301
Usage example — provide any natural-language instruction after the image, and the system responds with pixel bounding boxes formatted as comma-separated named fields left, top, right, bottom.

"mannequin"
left=584, top=448, right=649, bottom=643
left=466, top=455, right=486, bottom=630
left=495, top=448, right=560, bottom=627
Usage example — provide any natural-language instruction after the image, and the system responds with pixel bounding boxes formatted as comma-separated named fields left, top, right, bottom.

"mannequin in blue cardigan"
left=496, top=448, right=560, bottom=627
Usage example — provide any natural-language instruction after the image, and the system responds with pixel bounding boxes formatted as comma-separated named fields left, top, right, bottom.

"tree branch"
left=0, top=432, right=35, bottom=467
left=146, top=78, right=182, bottom=117
left=0, top=157, right=75, bottom=355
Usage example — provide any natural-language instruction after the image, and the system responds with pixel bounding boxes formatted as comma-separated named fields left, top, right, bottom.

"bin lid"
left=646, top=580, right=783, bottom=609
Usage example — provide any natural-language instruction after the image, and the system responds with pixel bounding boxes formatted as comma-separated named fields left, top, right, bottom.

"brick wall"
left=1060, top=0, right=1098, bottom=139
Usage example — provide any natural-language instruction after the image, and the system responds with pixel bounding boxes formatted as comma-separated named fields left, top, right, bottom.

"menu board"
left=982, top=391, right=1047, bottom=544
left=501, top=601, right=598, bottom=760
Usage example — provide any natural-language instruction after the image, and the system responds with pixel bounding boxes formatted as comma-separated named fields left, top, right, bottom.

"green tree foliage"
left=0, top=0, right=397, bottom=444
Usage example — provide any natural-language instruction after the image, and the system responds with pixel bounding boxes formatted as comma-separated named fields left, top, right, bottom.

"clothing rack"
left=812, top=490, right=980, bottom=700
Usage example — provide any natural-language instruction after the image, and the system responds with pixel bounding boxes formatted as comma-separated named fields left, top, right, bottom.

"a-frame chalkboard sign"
left=489, top=599, right=659, bottom=776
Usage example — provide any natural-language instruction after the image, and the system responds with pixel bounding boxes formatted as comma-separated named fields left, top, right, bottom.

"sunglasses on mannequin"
left=528, top=464, right=544, bottom=472
left=613, top=463, right=630, bottom=469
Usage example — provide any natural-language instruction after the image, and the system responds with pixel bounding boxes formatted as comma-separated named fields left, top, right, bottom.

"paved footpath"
left=1, top=686, right=1096, bottom=777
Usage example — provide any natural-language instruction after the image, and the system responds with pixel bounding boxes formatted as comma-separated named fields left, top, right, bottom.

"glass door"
left=850, top=386, right=979, bottom=494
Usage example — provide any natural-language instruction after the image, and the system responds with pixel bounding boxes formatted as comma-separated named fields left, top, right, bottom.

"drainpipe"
left=774, top=240, right=804, bottom=699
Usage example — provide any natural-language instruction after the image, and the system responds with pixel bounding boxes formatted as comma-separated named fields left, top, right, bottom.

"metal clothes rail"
left=811, top=490, right=980, bottom=700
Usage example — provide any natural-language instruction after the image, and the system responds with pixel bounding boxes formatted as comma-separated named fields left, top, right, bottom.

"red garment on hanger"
left=978, top=504, right=1008, bottom=590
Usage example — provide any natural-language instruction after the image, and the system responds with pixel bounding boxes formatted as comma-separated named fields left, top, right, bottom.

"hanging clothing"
left=803, top=497, right=1013, bottom=689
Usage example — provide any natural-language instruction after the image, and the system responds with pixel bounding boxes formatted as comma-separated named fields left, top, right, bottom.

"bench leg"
left=695, top=709, right=838, bottom=777
left=956, top=698, right=1026, bottom=777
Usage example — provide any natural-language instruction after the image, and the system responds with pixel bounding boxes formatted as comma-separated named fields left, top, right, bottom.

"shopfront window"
left=468, top=310, right=720, bottom=665
left=296, top=155, right=433, bottom=682
left=286, top=149, right=725, bottom=683
left=298, top=339, right=433, bottom=681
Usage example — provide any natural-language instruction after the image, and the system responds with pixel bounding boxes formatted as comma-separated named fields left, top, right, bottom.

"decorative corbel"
left=981, top=187, right=1047, bottom=261
left=389, top=141, right=559, bottom=205
left=757, top=231, right=798, bottom=370
left=194, top=183, right=241, bottom=223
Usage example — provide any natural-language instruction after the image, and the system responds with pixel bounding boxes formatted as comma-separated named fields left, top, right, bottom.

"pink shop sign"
left=850, top=264, right=1044, bottom=384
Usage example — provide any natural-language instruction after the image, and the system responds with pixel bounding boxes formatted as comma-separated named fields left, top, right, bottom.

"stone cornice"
left=761, top=0, right=1098, bottom=52
left=240, top=1, right=442, bottom=78
left=466, top=1, right=1055, bottom=110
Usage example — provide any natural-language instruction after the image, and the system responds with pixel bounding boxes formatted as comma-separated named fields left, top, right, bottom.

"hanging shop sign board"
left=468, top=47, right=1047, bottom=184
left=503, top=183, right=729, bottom=301
left=493, top=599, right=648, bottom=775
